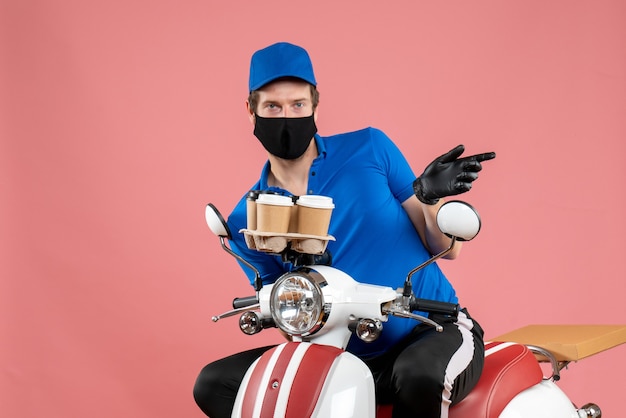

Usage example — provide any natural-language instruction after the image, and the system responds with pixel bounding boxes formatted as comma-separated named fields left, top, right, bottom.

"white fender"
left=310, top=350, right=375, bottom=418
left=231, top=342, right=375, bottom=418
left=499, top=380, right=579, bottom=418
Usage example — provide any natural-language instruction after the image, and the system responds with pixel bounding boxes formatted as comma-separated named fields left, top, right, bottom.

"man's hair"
left=248, top=82, right=319, bottom=114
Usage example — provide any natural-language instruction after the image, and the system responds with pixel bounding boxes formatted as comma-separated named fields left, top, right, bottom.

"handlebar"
left=232, top=296, right=259, bottom=309
left=411, top=298, right=459, bottom=318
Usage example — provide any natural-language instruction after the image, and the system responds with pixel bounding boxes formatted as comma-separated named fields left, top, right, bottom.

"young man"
left=194, top=42, right=496, bottom=418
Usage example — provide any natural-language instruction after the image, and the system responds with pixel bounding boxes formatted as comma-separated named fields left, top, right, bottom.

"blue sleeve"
left=369, top=128, right=417, bottom=203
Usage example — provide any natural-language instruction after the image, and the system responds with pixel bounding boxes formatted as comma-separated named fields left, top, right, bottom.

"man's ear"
left=246, top=100, right=255, bottom=125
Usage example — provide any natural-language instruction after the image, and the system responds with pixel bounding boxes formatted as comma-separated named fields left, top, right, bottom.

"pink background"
left=2, top=1, right=625, bottom=416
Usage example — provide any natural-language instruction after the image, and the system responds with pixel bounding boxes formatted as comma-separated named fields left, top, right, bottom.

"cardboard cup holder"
left=291, top=237, right=327, bottom=254
left=243, top=232, right=257, bottom=250
left=244, top=193, right=336, bottom=255
left=240, top=229, right=335, bottom=255
left=253, top=235, right=289, bottom=253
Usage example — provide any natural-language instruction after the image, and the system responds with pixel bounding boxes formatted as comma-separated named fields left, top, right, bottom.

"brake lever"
left=212, top=304, right=261, bottom=322
left=382, top=306, right=444, bottom=332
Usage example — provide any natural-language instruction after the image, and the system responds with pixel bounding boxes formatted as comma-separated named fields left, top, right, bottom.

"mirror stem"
left=403, top=237, right=457, bottom=300
left=219, top=237, right=263, bottom=291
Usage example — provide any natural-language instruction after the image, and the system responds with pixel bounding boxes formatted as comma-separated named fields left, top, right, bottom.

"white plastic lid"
left=256, top=193, right=294, bottom=206
left=296, top=195, right=335, bottom=209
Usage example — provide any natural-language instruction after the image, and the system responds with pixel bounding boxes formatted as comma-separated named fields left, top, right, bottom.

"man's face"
left=247, top=79, right=317, bottom=123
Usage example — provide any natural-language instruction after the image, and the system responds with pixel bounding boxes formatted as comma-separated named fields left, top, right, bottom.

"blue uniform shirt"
left=226, top=127, right=458, bottom=357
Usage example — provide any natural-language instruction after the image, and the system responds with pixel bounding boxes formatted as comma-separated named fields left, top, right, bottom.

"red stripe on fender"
left=284, top=344, right=344, bottom=417
left=258, top=343, right=301, bottom=418
left=241, top=345, right=275, bottom=418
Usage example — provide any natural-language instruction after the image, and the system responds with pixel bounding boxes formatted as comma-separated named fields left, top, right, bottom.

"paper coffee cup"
left=288, top=202, right=299, bottom=233
left=256, top=194, right=293, bottom=233
left=246, top=190, right=260, bottom=230
left=296, top=195, right=334, bottom=236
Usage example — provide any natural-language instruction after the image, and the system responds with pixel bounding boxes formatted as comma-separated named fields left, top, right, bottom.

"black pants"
left=193, top=309, right=484, bottom=418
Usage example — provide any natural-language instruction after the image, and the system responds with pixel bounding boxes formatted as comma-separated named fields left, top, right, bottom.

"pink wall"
left=2, top=1, right=624, bottom=416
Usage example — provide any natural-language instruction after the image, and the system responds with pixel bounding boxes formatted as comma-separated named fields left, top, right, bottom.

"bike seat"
left=449, top=341, right=543, bottom=418
left=377, top=341, right=542, bottom=418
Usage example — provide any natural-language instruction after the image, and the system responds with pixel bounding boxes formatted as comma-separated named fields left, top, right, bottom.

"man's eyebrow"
left=259, top=97, right=310, bottom=105
left=259, top=99, right=279, bottom=106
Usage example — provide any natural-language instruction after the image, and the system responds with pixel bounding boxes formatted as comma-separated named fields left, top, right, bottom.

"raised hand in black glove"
left=413, top=145, right=496, bottom=205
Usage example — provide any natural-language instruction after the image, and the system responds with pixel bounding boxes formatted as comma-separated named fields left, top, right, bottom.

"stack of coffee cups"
left=246, top=191, right=334, bottom=237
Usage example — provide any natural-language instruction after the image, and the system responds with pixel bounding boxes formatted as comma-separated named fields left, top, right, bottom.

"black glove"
left=413, top=145, right=496, bottom=205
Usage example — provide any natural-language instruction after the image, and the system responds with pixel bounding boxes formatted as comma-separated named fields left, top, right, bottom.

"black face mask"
left=253, top=114, right=317, bottom=160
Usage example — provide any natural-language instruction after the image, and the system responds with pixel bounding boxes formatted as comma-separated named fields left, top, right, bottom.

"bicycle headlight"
left=270, top=270, right=327, bottom=337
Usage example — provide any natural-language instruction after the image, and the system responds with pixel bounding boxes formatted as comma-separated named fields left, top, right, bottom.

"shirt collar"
left=259, top=134, right=326, bottom=190
left=313, top=133, right=326, bottom=158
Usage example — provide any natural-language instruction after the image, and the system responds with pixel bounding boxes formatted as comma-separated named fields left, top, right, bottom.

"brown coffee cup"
left=256, top=194, right=293, bottom=233
left=246, top=190, right=260, bottom=230
left=296, top=195, right=334, bottom=236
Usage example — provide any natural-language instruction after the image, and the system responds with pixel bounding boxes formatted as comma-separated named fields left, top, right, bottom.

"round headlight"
left=270, top=271, right=326, bottom=336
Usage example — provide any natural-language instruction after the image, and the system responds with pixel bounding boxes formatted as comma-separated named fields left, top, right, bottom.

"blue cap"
left=248, top=42, right=317, bottom=92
